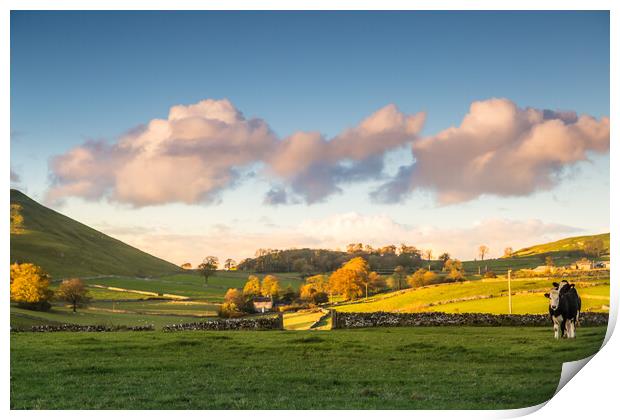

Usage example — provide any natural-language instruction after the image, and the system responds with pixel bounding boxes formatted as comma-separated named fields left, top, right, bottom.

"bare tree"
left=56, top=278, right=90, bottom=312
left=503, top=247, right=513, bottom=258
left=584, top=238, right=605, bottom=258
left=224, top=258, right=237, bottom=270
left=198, top=256, right=219, bottom=286
left=393, top=265, right=406, bottom=290
left=478, top=245, right=489, bottom=261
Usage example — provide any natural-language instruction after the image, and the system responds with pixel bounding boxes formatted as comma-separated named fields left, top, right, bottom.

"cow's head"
left=545, top=286, right=561, bottom=311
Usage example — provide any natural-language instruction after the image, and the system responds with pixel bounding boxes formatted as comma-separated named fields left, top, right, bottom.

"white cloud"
left=100, top=213, right=581, bottom=267
left=372, top=98, right=610, bottom=204
left=47, top=99, right=425, bottom=207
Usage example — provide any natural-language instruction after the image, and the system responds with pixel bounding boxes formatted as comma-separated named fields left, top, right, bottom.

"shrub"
left=312, top=292, right=329, bottom=304
left=484, top=271, right=497, bottom=278
left=218, top=302, right=245, bottom=318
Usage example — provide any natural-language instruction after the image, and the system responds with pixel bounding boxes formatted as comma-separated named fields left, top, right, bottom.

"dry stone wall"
left=11, top=324, right=155, bottom=333
left=163, top=314, right=283, bottom=331
left=332, top=311, right=608, bottom=329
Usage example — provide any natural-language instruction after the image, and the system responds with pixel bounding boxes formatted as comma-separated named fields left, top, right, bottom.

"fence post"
left=330, top=309, right=338, bottom=329
left=277, top=312, right=284, bottom=330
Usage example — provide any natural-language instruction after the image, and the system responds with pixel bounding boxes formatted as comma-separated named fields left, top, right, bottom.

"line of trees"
left=237, top=243, right=441, bottom=274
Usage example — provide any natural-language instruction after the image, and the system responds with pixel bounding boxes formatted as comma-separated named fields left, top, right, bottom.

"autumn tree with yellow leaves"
left=300, top=274, right=330, bottom=303
left=243, top=275, right=262, bottom=297
left=329, top=257, right=370, bottom=301
left=10, top=204, right=24, bottom=234
left=10, top=263, right=53, bottom=310
left=261, top=274, right=282, bottom=298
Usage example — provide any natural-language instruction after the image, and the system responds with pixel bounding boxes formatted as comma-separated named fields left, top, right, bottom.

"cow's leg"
left=553, top=317, right=560, bottom=339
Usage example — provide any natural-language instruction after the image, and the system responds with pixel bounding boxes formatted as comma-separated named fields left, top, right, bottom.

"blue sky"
left=10, top=11, right=610, bottom=265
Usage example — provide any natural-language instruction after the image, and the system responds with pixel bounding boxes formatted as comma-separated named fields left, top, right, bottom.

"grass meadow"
left=333, top=277, right=610, bottom=313
left=81, top=271, right=304, bottom=301
left=10, top=326, right=606, bottom=409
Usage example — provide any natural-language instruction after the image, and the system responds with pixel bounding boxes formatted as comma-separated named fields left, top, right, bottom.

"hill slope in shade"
left=510, top=232, right=610, bottom=258
left=10, top=189, right=181, bottom=278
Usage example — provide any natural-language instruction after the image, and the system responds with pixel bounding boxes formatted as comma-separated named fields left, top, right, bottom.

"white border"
left=3, top=2, right=617, bottom=419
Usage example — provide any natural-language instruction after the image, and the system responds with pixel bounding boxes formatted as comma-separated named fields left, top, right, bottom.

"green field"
left=82, top=271, right=304, bottom=301
left=10, top=326, right=606, bottom=409
left=333, top=277, right=610, bottom=314
left=10, top=189, right=181, bottom=278
left=88, top=300, right=220, bottom=316
left=10, top=305, right=207, bottom=330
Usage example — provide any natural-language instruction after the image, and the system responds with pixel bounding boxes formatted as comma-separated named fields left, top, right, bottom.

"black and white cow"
left=544, top=281, right=581, bottom=339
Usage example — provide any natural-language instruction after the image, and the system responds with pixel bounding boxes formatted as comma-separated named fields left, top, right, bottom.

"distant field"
left=461, top=254, right=581, bottom=274
left=333, top=277, right=609, bottom=314
left=11, top=270, right=306, bottom=330
left=82, top=271, right=304, bottom=301
left=49, top=285, right=148, bottom=301
left=10, top=305, right=207, bottom=330
left=89, top=300, right=219, bottom=316
left=10, top=326, right=606, bottom=409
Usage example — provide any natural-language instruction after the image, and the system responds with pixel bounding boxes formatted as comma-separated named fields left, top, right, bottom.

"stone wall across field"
left=11, top=324, right=155, bottom=333
left=163, top=314, right=283, bottom=332
left=331, top=311, right=609, bottom=329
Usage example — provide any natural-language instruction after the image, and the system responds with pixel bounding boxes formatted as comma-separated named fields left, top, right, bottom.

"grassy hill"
left=510, top=232, right=609, bottom=258
left=10, top=189, right=181, bottom=278
left=332, top=276, right=609, bottom=314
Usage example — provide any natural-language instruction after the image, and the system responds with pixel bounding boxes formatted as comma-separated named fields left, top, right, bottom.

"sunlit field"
left=333, top=277, right=609, bottom=313
left=10, top=326, right=606, bottom=409
left=424, top=292, right=609, bottom=314
left=283, top=310, right=326, bottom=330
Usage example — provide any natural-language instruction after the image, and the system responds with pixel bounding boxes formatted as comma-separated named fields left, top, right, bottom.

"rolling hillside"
left=510, top=232, right=609, bottom=258
left=332, top=277, right=609, bottom=315
left=10, top=189, right=181, bottom=278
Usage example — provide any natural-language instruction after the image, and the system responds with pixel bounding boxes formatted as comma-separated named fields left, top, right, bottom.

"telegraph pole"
left=507, top=269, right=512, bottom=314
